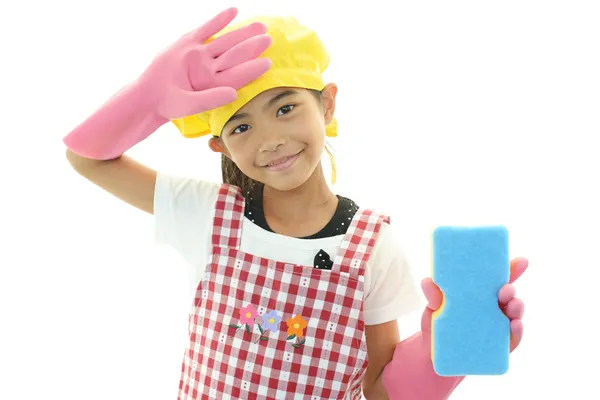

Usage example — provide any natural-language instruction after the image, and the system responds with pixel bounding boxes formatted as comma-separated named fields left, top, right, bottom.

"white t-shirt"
left=153, top=172, right=424, bottom=326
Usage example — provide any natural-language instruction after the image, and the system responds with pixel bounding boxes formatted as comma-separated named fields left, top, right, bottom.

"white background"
left=1, top=0, right=598, bottom=399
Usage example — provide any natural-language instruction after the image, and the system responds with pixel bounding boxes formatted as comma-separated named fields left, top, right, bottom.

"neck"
left=262, top=163, right=338, bottom=237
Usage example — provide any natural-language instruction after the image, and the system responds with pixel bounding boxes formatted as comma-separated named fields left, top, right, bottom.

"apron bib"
left=177, top=185, right=389, bottom=399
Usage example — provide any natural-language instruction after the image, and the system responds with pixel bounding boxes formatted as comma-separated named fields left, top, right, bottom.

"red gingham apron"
left=177, top=184, right=390, bottom=399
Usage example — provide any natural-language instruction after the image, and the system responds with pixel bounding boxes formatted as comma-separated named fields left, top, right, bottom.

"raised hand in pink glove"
left=63, top=7, right=272, bottom=160
left=382, top=257, right=529, bottom=400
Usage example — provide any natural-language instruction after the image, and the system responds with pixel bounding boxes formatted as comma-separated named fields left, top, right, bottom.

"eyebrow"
left=223, top=89, right=299, bottom=128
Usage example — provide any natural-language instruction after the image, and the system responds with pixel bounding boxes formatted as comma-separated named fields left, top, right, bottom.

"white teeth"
left=267, top=157, right=289, bottom=167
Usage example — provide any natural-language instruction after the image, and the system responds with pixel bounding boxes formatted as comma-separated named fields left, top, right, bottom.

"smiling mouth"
left=262, top=150, right=303, bottom=168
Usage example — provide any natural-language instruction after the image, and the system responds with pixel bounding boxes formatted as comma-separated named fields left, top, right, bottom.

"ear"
left=208, top=137, right=231, bottom=157
left=321, top=83, right=338, bottom=125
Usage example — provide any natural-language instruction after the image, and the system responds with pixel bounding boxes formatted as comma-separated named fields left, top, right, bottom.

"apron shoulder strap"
left=211, top=184, right=245, bottom=249
left=333, top=209, right=391, bottom=280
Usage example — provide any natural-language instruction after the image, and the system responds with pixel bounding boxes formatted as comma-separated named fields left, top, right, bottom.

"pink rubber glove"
left=63, top=7, right=272, bottom=160
left=381, top=257, right=528, bottom=400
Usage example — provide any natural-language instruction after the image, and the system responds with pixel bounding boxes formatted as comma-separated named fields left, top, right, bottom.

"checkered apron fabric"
left=177, top=184, right=390, bottom=399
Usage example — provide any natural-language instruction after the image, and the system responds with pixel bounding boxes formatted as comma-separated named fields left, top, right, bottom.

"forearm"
left=364, top=372, right=390, bottom=400
left=66, top=148, right=118, bottom=169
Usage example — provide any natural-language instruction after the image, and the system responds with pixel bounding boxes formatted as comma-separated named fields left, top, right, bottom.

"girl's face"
left=210, top=84, right=337, bottom=191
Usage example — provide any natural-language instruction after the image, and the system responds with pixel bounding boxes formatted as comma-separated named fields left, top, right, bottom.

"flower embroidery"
left=286, top=315, right=308, bottom=348
left=261, top=310, right=282, bottom=333
left=229, top=304, right=258, bottom=335
left=239, top=304, right=258, bottom=327
left=229, top=305, right=306, bottom=347
left=254, top=309, right=282, bottom=343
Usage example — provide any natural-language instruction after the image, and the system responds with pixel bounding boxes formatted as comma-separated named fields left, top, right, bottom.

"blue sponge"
left=431, top=226, right=510, bottom=376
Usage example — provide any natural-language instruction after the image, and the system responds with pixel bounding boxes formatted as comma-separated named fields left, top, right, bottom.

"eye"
left=277, top=104, right=295, bottom=116
left=231, top=124, right=251, bottom=135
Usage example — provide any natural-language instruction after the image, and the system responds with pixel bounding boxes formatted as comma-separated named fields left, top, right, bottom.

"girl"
left=63, top=7, right=528, bottom=399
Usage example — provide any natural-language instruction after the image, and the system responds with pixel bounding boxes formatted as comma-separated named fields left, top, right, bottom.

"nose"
left=258, top=130, right=286, bottom=152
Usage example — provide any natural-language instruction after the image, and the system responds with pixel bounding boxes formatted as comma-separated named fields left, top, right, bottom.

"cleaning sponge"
left=431, top=226, right=510, bottom=376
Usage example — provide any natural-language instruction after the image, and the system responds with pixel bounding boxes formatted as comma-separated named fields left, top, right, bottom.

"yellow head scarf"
left=170, top=15, right=338, bottom=183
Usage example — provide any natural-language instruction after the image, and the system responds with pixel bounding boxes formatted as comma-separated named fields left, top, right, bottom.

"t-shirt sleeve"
left=363, top=222, right=425, bottom=326
left=153, top=171, right=220, bottom=271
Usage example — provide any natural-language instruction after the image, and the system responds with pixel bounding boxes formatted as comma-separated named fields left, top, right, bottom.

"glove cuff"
left=381, top=331, right=465, bottom=400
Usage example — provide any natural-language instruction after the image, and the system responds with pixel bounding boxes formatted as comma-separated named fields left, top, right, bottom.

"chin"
left=256, top=162, right=318, bottom=192
left=265, top=176, right=308, bottom=192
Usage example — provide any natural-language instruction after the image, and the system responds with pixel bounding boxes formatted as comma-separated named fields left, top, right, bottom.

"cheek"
left=289, top=119, right=325, bottom=147
left=225, top=140, right=253, bottom=168
left=232, top=151, right=255, bottom=170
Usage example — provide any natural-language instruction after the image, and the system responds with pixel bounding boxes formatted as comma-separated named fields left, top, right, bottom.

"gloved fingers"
left=421, top=278, right=443, bottom=310
left=503, top=297, right=525, bottom=320
left=187, top=7, right=240, bottom=44
left=214, top=58, right=272, bottom=90
left=498, top=283, right=516, bottom=305
left=510, top=319, right=524, bottom=352
left=509, top=257, right=529, bottom=283
left=213, top=34, right=272, bottom=72
left=160, top=86, right=237, bottom=119
left=206, top=22, right=268, bottom=58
